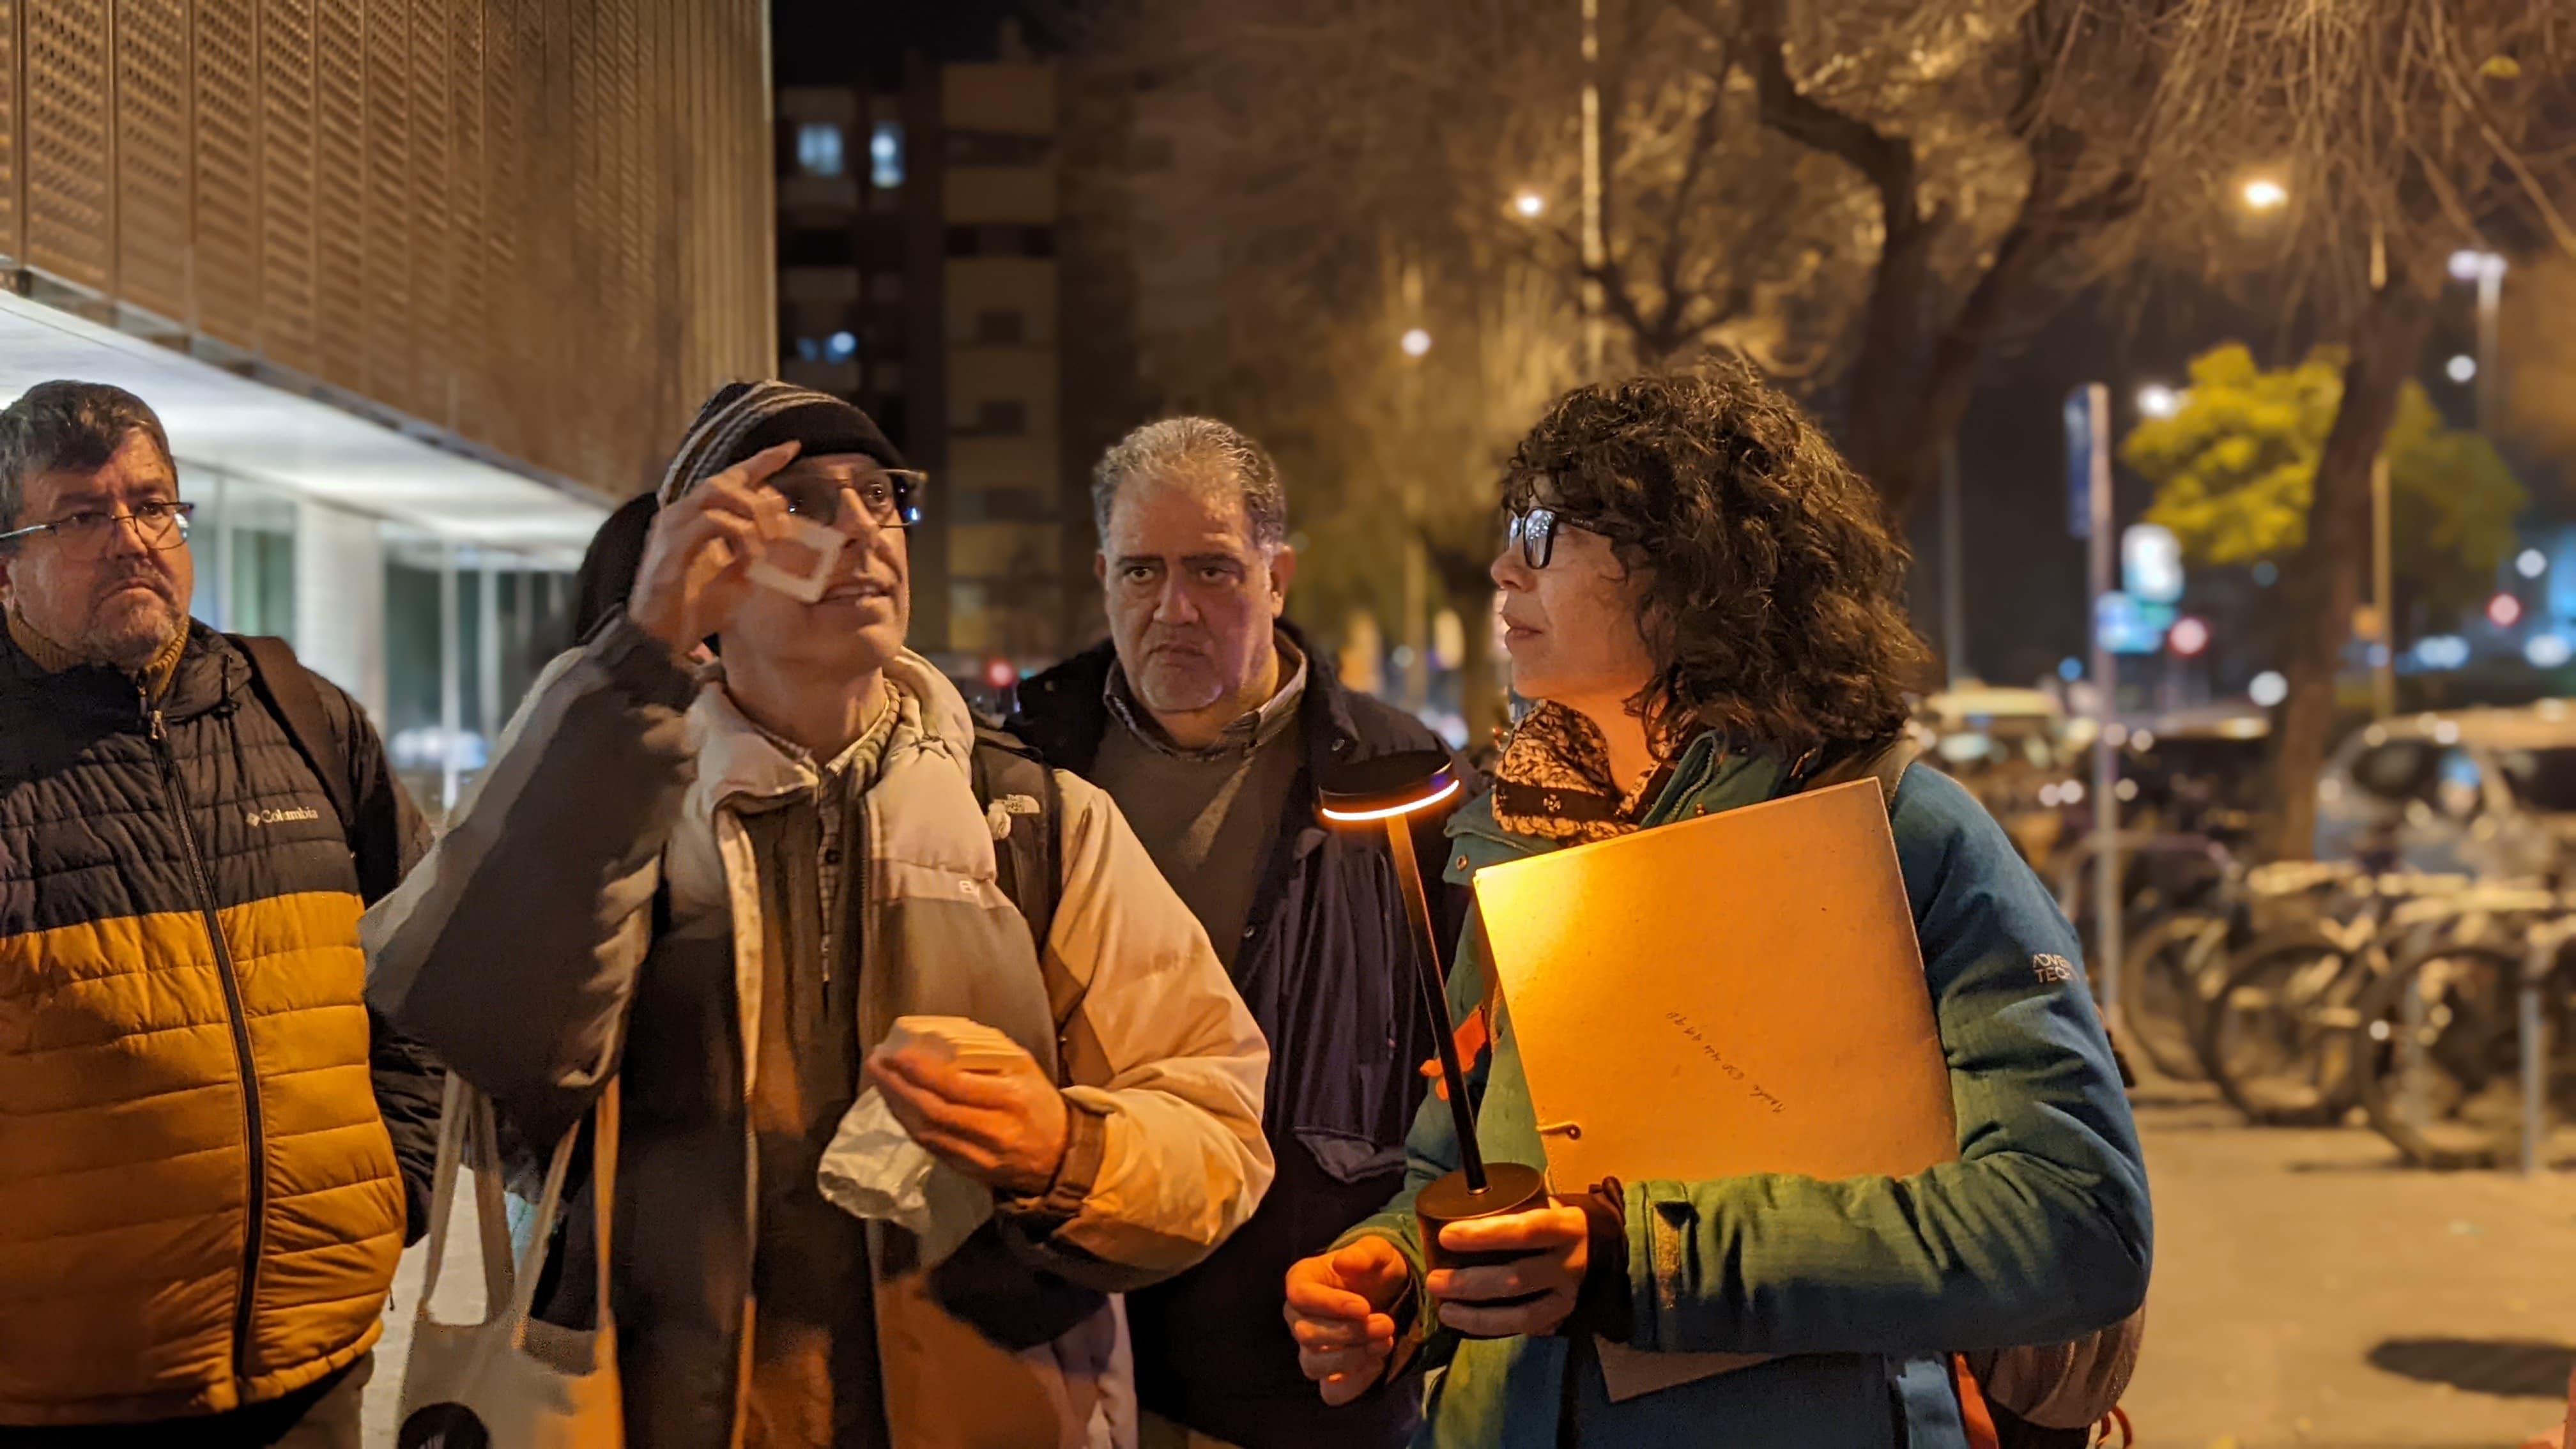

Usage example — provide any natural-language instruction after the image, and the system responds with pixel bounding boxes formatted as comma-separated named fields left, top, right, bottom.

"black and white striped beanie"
left=656, top=380, right=905, bottom=506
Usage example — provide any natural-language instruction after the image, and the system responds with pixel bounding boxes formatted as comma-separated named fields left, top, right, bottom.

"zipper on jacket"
left=147, top=696, right=269, bottom=1381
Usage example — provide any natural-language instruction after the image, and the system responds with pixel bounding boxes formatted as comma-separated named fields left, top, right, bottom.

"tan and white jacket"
left=365, top=617, right=1274, bottom=1449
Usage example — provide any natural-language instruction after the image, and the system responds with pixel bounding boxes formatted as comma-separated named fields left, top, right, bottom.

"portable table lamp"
left=1318, top=750, right=1549, bottom=1298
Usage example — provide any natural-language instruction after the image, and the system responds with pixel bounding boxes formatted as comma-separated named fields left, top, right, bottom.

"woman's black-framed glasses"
left=0, top=500, right=195, bottom=560
left=1507, top=506, right=1565, bottom=569
left=770, top=464, right=928, bottom=530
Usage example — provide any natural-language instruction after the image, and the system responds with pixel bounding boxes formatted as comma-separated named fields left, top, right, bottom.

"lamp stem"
left=1384, top=816, right=1488, bottom=1192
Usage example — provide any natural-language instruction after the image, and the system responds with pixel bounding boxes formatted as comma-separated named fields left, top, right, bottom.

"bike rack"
left=2371, top=898, right=2561, bottom=1177
left=2082, top=845, right=2563, bottom=1176
left=2518, top=917, right=2569, bottom=1177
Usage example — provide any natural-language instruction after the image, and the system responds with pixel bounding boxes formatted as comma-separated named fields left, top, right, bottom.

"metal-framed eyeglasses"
left=768, top=464, right=928, bottom=530
left=0, top=500, right=196, bottom=560
left=1506, top=505, right=1573, bottom=570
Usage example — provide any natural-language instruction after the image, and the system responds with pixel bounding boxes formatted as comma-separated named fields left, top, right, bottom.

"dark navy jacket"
left=1010, top=627, right=1476, bottom=1449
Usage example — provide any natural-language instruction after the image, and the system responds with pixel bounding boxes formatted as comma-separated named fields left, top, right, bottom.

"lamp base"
left=1416, top=1163, right=1553, bottom=1340
left=1416, top=1162, right=1552, bottom=1269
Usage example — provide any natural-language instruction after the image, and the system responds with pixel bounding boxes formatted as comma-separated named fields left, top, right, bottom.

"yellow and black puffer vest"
left=0, top=622, right=406, bottom=1425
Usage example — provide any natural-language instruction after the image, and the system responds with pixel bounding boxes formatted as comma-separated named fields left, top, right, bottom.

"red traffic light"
left=2168, top=616, right=2212, bottom=658
left=983, top=657, right=1018, bottom=691
left=2488, top=593, right=2525, bottom=629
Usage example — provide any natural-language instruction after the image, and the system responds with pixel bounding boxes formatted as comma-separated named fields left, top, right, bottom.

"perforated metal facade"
left=0, top=0, right=774, bottom=496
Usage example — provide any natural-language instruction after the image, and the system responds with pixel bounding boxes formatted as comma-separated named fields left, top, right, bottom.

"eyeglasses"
left=0, top=500, right=195, bottom=559
left=1507, top=506, right=1568, bottom=569
left=768, top=464, right=926, bottom=530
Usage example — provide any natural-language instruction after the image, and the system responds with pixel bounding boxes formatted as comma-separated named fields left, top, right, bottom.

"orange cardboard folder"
left=1469, top=777, right=1958, bottom=1400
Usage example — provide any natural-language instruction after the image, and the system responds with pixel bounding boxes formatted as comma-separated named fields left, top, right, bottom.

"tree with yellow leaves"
left=2124, top=343, right=2525, bottom=631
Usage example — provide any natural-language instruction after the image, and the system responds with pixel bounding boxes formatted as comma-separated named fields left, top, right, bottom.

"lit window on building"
left=825, top=331, right=858, bottom=364
left=871, top=121, right=904, bottom=189
left=797, top=122, right=845, bottom=178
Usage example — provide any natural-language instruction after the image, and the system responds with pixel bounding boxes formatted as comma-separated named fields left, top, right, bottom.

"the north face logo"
left=245, top=806, right=323, bottom=828
left=398, top=1402, right=491, bottom=1449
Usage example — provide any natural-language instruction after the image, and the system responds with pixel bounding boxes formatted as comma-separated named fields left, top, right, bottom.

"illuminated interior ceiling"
left=0, top=291, right=610, bottom=569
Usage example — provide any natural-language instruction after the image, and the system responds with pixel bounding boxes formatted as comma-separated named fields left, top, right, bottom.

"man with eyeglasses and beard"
left=0, top=381, right=443, bottom=1447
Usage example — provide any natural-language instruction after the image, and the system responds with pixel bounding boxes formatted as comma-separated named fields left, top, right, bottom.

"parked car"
left=2122, top=705, right=2271, bottom=845
left=2315, top=702, right=2576, bottom=878
left=1919, top=687, right=2080, bottom=868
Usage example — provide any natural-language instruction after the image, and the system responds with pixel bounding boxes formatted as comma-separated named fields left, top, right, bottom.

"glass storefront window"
left=183, top=465, right=298, bottom=640
left=179, top=464, right=586, bottom=827
left=381, top=530, right=575, bottom=821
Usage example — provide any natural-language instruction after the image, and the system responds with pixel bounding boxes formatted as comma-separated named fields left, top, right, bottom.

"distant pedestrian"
left=1009, top=417, right=1473, bottom=1449
left=0, top=381, right=442, bottom=1446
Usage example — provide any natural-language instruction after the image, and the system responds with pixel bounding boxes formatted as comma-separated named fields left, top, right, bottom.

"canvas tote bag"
left=396, top=1075, right=624, bottom=1448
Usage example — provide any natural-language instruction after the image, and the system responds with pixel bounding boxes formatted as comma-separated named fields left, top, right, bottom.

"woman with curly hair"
left=1284, top=366, right=2151, bottom=1447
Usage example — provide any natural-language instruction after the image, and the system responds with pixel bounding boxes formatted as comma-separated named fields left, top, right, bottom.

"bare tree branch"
left=1742, top=0, right=1919, bottom=226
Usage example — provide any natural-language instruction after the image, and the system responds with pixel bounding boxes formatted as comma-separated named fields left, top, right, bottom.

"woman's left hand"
left=1424, top=1203, right=1592, bottom=1338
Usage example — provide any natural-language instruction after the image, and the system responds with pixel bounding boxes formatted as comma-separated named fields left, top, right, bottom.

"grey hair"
left=0, top=381, right=174, bottom=529
left=1091, top=416, right=1288, bottom=551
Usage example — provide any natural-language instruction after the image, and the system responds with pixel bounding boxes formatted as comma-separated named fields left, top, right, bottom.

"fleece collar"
left=690, top=649, right=979, bottom=808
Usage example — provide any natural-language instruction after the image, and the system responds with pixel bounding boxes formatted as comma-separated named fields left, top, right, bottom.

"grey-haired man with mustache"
left=1009, top=417, right=1477, bottom=1449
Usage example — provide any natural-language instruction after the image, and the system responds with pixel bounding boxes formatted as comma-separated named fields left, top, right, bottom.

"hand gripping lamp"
left=1318, top=750, right=1549, bottom=1296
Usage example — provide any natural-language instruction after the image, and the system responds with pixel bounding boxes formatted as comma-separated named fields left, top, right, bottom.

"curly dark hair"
left=1501, top=362, right=1933, bottom=763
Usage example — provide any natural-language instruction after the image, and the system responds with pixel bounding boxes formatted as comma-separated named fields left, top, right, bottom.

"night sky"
left=771, top=0, right=1071, bottom=87
left=781, top=1, right=2556, bottom=694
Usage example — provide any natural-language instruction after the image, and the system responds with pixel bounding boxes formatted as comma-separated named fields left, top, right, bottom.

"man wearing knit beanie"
left=369, top=381, right=1273, bottom=1449
left=657, top=379, right=908, bottom=505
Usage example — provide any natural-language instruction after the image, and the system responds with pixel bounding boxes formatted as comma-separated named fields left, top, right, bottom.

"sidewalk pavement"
left=2122, top=1085, right=2576, bottom=1449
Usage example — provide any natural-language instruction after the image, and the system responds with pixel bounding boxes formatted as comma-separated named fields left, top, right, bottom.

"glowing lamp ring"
left=1319, top=776, right=1463, bottom=824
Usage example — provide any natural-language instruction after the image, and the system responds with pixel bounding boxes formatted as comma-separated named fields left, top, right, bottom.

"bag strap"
left=233, top=634, right=403, bottom=903
left=415, top=1073, right=518, bottom=1326
left=1795, top=733, right=1924, bottom=814
left=505, top=1082, right=619, bottom=1340
left=971, top=725, right=1062, bottom=958
left=415, top=1069, right=619, bottom=1342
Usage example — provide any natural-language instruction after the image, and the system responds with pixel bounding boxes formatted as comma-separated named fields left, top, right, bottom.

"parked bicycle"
left=2193, top=870, right=2478, bottom=1128
left=2349, top=890, right=2576, bottom=1169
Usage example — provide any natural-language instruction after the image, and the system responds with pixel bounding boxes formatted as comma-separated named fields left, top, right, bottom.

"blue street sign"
left=2066, top=388, right=2097, bottom=540
left=2123, top=523, right=2184, bottom=604
left=2095, top=591, right=2172, bottom=655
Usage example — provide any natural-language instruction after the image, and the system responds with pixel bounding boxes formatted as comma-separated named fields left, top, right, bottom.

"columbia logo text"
left=245, top=806, right=323, bottom=828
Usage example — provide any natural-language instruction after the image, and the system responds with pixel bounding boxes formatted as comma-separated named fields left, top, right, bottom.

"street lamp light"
left=2450, top=249, right=2506, bottom=283
left=1512, top=190, right=1545, bottom=219
left=1400, top=327, right=1433, bottom=358
left=2240, top=176, right=2289, bottom=212
left=2447, top=354, right=2478, bottom=384
left=2445, top=250, right=2507, bottom=429
left=2137, top=383, right=2182, bottom=419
